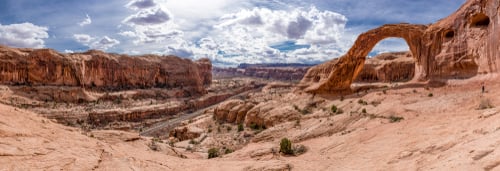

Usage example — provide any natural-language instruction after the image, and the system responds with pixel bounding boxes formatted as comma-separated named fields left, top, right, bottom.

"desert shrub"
left=293, top=105, right=300, bottom=111
left=208, top=148, right=219, bottom=159
left=280, top=138, right=294, bottom=155
left=428, top=93, right=433, bottom=97
left=331, top=105, right=338, bottom=113
left=389, top=115, right=404, bottom=123
left=362, top=108, right=367, bottom=114
left=149, top=139, right=160, bottom=151
left=478, top=98, right=493, bottom=110
left=340, top=96, right=345, bottom=101
left=227, top=126, right=232, bottom=132
left=382, top=89, right=387, bottom=94
left=358, top=99, right=368, bottom=105
left=189, top=139, right=199, bottom=145
left=238, top=124, right=244, bottom=132
left=224, top=148, right=234, bottom=154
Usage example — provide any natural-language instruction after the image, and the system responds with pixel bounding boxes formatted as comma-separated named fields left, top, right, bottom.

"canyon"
left=1, top=0, right=500, bottom=170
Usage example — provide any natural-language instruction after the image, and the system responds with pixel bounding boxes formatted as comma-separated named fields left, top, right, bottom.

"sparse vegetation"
left=189, top=139, right=199, bottom=145
left=331, top=105, right=338, bottom=113
left=224, top=148, right=234, bottom=154
left=362, top=108, right=367, bottom=114
left=389, top=115, right=404, bottom=123
left=478, top=98, right=493, bottom=110
left=340, top=96, right=344, bottom=101
left=280, top=138, right=294, bottom=155
left=238, top=124, right=244, bottom=132
left=358, top=99, right=368, bottom=105
left=428, top=93, right=433, bottom=97
left=226, top=126, right=232, bottom=132
left=208, top=148, right=219, bottom=159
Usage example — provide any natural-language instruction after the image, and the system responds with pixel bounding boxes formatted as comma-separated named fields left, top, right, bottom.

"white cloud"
left=184, top=6, right=348, bottom=66
left=64, top=49, right=74, bottom=53
left=91, top=36, right=120, bottom=50
left=0, top=22, right=49, bottom=48
left=73, top=34, right=93, bottom=44
left=123, top=7, right=172, bottom=26
left=73, top=34, right=120, bottom=50
left=78, top=14, right=92, bottom=26
left=126, top=0, right=157, bottom=10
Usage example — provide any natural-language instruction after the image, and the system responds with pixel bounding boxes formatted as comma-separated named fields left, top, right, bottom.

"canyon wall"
left=0, top=46, right=211, bottom=95
left=299, top=0, right=499, bottom=94
left=355, top=52, right=415, bottom=83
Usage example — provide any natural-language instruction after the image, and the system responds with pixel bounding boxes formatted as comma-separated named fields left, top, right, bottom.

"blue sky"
left=0, top=0, right=466, bottom=66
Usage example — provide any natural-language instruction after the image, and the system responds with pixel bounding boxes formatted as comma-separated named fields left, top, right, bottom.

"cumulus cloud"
left=91, top=36, right=120, bottom=50
left=0, top=22, right=49, bottom=48
left=73, top=34, right=120, bottom=50
left=121, top=0, right=184, bottom=46
left=78, top=14, right=92, bottom=26
left=126, top=0, right=157, bottom=10
left=186, top=6, right=348, bottom=66
left=64, top=49, right=74, bottom=53
left=123, top=8, right=172, bottom=25
left=73, top=34, right=93, bottom=44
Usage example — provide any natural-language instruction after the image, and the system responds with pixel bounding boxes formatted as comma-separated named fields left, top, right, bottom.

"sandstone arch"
left=298, top=24, right=428, bottom=94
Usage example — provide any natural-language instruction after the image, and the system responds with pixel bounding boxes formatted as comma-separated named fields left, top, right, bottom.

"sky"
left=0, top=0, right=466, bottom=66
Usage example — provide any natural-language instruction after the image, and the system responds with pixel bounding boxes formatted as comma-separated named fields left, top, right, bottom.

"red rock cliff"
left=0, top=46, right=211, bottom=94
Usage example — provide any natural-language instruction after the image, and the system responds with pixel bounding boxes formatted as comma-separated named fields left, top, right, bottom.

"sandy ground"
left=1, top=74, right=500, bottom=170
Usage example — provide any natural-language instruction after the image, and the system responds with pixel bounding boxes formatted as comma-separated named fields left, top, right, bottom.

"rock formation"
left=355, top=52, right=415, bottom=83
left=0, top=46, right=210, bottom=94
left=213, top=99, right=255, bottom=124
left=299, top=0, right=499, bottom=94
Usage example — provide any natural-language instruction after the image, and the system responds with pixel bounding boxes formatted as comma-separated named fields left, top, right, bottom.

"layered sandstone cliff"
left=213, top=63, right=312, bottom=81
left=299, top=0, right=499, bottom=94
left=0, top=45, right=210, bottom=94
left=355, top=52, right=415, bottom=83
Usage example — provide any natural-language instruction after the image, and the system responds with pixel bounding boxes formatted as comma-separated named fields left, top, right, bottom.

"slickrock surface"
left=299, top=0, right=499, bottom=94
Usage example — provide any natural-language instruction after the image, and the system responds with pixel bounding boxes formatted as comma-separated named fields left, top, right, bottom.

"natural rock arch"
left=298, top=24, right=428, bottom=94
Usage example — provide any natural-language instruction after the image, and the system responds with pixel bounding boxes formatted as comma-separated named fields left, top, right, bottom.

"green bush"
left=389, top=116, right=404, bottom=123
left=208, top=148, right=219, bottom=159
left=331, top=105, right=337, bottom=113
left=280, top=138, right=294, bottom=155
left=238, top=124, right=244, bottom=132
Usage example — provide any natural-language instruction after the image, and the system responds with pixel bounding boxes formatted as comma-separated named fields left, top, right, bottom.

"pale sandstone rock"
left=299, top=0, right=499, bottom=94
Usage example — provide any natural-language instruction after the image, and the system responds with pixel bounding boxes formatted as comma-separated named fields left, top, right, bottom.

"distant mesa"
left=0, top=45, right=211, bottom=95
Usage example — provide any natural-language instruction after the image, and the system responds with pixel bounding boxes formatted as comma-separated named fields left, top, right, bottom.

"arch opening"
left=470, top=13, right=490, bottom=28
left=355, top=38, right=416, bottom=84
left=444, top=30, right=455, bottom=40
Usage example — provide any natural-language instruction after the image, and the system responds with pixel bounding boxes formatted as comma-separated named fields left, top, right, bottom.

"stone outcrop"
left=299, top=0, right=499, bottom=94
left=213, top=99, right=255, bottom=124
left=0, top=46, right=210, bottom=94
left=244, top=101, right=301, bottom=128
left=195, top=58, right=212, bottom=86
left=169, top=126, right=203, bottom=141
left=355, top=52, right=415, bottom=83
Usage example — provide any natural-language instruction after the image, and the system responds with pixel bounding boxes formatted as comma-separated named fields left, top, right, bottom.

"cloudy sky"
left=0, top=0, right=465, bottom=66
